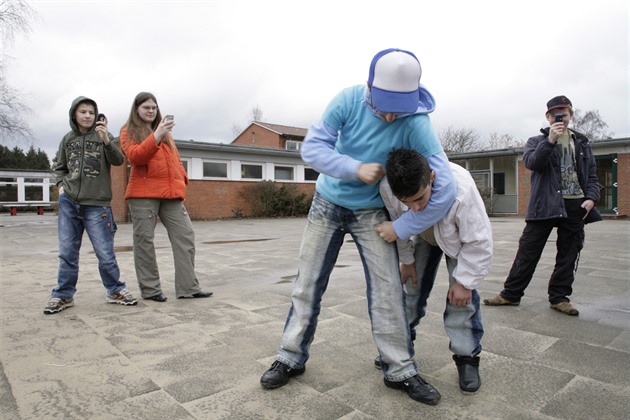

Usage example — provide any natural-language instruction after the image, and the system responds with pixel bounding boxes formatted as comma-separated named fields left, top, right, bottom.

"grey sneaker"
left=44, top=297, right=74, bottom=314
left=106, top=288, right=138, bottom=306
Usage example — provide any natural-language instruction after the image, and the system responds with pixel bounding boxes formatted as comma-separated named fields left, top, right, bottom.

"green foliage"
left=0, top=144, right=51, bottom=169
left=246, top=180, right=311, bottom=218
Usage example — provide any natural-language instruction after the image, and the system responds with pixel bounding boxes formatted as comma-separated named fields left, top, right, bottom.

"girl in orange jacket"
left=120, top=92, right=212, bottom=302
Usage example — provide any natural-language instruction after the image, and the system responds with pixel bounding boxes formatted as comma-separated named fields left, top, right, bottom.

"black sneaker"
left=43, top=297, right=74, bottom=314
left=260, top=360, right=305, bottom=389
left=453, top=355, right=481, bottom=393
left=384, top=374, right=441, bottom=405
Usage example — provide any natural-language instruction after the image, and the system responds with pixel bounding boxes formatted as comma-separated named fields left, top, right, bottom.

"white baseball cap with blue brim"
left=368, top=48, right=422, bottom=114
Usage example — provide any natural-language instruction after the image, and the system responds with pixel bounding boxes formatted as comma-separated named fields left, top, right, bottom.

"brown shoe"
left=483, top=294, right=520, bottom=306
left=550, top=302, right=579, bottom=316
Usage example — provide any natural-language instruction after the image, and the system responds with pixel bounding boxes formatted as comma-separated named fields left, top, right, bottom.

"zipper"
left=74, top=133, right=86, bottom=204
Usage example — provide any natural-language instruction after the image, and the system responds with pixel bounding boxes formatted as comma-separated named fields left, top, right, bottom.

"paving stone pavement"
left=0, top=213, right=628, bottom=419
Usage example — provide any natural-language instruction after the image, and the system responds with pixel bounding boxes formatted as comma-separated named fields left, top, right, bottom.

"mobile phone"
left=555, top=114, right=563, bottom=123
left=97, top=113, right=106, bottom=122
left=165, top=115, right=174, bottom=121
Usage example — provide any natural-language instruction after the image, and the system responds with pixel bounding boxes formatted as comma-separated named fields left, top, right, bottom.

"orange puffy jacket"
left=120, top=128, right=188, bottom=200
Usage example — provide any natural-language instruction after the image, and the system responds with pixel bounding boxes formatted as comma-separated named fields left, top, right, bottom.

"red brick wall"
left=185, top=180, right=315, bottom=220
left=617, top=153, right=630, bottom=216
left=232, top=128, right=281, bottom=148
left=111, top=161, right=128, bottom=221
left=109, top=161, right=315, bottom=222
left=517, top=161, right=531, bottom=216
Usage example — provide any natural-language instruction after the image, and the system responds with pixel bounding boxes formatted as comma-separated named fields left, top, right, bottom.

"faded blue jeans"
left=277, top=193, right=418, bottom=382
left=407, top=237, right=484, bottom=357
left=53, top=193, right=127, bottom=298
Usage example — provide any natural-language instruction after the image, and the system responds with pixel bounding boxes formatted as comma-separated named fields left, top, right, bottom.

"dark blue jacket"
left=523, top=128, right=602, bottom=224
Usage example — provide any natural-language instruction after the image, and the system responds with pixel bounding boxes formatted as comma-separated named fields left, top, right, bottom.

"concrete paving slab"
left=1, top=213, right=629, bottom=419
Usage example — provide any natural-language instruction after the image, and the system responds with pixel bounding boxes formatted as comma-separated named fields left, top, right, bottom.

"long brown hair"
left=122, top=92, right=171, bottom=146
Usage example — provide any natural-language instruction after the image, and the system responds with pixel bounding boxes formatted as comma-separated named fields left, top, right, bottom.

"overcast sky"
left=4, top=0, right=629, bottom=160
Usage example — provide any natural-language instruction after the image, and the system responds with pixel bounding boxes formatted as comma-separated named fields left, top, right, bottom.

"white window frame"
left=274, top=164, right=296, bottom=181
left=285, top=140, right=302, bottom=151
left=202, top=159, right=230, bottom=180
left=180, top=158, right=192, bottom=176
left=240, top=162, right=265, bottom=180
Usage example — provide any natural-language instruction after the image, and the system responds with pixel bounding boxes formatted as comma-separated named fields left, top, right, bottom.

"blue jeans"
left=277, top=193, right=418, bottom=382
left=406, top=237, right=484, bottom=357
left=52, top=193, right=127, bottom=298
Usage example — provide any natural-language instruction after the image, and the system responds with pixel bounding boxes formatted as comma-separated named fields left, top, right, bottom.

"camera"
left=555, top=114, right=563, bottom=123
left=97, top=113, right=106, bottom=122
left=165, top=115, right=174, bottom=121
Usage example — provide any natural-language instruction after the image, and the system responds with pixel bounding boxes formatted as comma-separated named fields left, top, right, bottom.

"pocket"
left=128, top=203, right=157, bottom=234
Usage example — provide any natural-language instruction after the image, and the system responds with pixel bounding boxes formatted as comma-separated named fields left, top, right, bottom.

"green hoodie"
left=53, top=96, right=124, bottom=206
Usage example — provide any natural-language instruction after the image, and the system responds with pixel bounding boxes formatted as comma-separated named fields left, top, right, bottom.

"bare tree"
left=439, top=126, right=481, bottom=153
left=249, top=104, right=263, bottom=122
left=571, top=109, right=614, bottom=141
left=483, top=132, right=524, bottom=150
left=0, top=0, right=37, bottom=143
left=231, top=105, right=265, bottom=140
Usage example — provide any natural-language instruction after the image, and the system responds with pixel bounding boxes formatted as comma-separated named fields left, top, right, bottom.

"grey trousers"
left=127, top=198, right=202, bottom=298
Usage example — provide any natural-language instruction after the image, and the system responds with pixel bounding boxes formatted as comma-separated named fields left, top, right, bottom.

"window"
left=25, top=186, right=44, bottom=201
left=203, top=161, right=228, bottom=178
left=274, top=166, right=294, bottom=180
left=241, top=163, right=263, bottom=180
left=180, top=160, right=189, bottom=174
left=24, top=177, right=47, bottom=201
left=285, top=140, right=302, bottom=151
left=304, top=168, right=319, bottom=181
left=471, top=172, right=490, bottom=189
left=493, top=173, right=505, bottom=195
left=0, top=178, right=18, bottom=201
left=468, top=158, right=490, bottom=171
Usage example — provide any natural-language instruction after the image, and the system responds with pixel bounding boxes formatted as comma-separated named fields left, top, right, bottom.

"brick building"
left=449, top=137, right=630, bottom=218
left=232, top=122, right=307, bottom=151
left=4, top=126, right=627, bottom=220
left=109, top=123, right=316, bottom=222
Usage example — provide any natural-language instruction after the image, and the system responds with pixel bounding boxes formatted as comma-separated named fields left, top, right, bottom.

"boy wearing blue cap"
left=260, top=48, right=456, bottom=406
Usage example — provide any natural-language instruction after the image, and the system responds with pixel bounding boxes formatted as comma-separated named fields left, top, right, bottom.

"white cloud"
left=3, top=0, right=628, bottom=160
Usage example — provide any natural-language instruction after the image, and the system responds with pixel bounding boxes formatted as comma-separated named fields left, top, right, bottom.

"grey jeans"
left=127, top=198, right=202, bottom=298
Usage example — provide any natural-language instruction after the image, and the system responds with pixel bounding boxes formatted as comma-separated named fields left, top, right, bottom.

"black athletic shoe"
left=453, top=355, right=481, bottom=393
left=145, top=293, right=167, bottom=302
left=260, top=360, right=305, bottom=389
left=384, top=374, right=441, bottom=405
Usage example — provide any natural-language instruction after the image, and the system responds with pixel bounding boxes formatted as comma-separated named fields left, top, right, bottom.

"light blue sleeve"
left=300, top=89, right=363, bottom=180
left=392, top=151, right=456, bottom=240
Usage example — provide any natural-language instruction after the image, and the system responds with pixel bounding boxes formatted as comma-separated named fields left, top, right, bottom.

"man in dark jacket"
left=484, top=95, right=602, bottom=316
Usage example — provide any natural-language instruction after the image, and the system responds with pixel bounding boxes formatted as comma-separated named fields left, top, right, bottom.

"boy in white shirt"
left=376, top=148, right=493, bottom=393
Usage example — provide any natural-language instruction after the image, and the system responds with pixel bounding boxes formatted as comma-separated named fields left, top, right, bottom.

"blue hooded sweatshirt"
left=301, top=84, right=456, bottom=241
